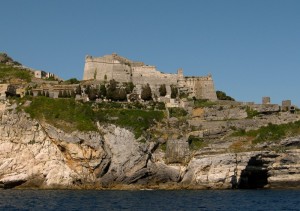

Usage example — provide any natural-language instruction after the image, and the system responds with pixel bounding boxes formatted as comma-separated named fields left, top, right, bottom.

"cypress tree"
left=159, top=84, right=167, bottom=97
left=141, top=84, right=152, bottom=101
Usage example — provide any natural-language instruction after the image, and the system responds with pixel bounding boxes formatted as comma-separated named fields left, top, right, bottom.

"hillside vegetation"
left=232, top=121, right=300, bottom=144
left=22, top=97, right=165, bottom=137
left=0, top=63, right=33, bottom=83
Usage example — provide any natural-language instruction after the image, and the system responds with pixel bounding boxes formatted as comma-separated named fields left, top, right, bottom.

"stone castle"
left=83, top=53, right=217, bottom=100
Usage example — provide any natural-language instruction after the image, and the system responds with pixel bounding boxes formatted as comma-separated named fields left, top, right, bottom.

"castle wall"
left=181, top=76, right=217, bottom=100
left=83, top=56, right=132, bottom=82
left=194, top=78, right=217, bottom=100
left=83, top=54, right=217, bottom=101
left=132, top=66, right=178, bottom=86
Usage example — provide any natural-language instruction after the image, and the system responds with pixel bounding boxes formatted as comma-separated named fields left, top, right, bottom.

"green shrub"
left=216, top=90, right=235, bottom=101
left=63, top=78, right=80, bottom=84
left=194, top=99, right=216, bottom=108
left=95, top=109, right=164, bottom=138
left=155, top=102, right=166, bottom=110
left=231, top=121, right=300, bottom=144
left=160, top=142, right=167, bottom=152
left=188, top=135, right=206, bottom=150
left=246, top=107, right=259, bottom=118
left=169, top=107, right=188, bottom=118
left=24, top=97, right=97, bottom=132
left=231, top=129, right=246, bottom=136
left=0, top=64, right=32, bottom=82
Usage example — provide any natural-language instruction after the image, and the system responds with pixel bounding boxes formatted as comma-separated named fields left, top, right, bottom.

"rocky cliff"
left=1, top=103, right=300, bottom=189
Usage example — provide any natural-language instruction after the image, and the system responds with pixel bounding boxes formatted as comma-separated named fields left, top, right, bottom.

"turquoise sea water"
left=0, top=189, right=299, bottom=211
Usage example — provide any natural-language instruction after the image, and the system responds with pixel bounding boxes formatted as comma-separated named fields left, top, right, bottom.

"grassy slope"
left=0, top=63, right=33, bottom=82
left=232, top=121, right=300, bottom=144
left=23, top=97, right=165, bottom=137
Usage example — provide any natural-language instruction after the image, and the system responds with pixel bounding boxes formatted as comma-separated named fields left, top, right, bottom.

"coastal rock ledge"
left=0, top=109, right=300, bottom=189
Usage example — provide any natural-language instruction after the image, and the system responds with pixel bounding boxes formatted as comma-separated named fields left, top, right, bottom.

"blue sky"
left=1, top=0, right=300, bottom=105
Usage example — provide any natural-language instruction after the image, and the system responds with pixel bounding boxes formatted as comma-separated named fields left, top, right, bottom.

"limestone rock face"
left=181, top=148, right=300, bottom=189
left=1, top=104, right=300, bottom=189
left=203, top=106, right=248, bottom=121
left=182, top=152, right=256, bottom=189
left=267, top=149, right=300, bottom=188
left=0, top=111, right=79, bottom=188
left=0, top=108, right=180, bottom=189
left=165, top=139, right=189, bottom=164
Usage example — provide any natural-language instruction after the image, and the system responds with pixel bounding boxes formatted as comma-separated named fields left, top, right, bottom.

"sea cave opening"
left=238, top=156, right=269, bottom=189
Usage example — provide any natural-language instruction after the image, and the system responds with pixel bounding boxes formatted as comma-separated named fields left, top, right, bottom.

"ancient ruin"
left=83, top=53, right=217, bottom=100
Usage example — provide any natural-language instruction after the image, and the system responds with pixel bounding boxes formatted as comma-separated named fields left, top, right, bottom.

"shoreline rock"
left=1, top=108, right=300, bottom=190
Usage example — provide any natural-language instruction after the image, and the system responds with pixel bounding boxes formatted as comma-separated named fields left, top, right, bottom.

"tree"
left=107, top=80, right=117, bottom=100
left=65, top=78, right=80, bottom=84
left=70, top=90, right=76, bottom=98
left=100, top=84, right=107, bottom=98
left=125, top=82, right=135, bottom=94
left=141, top=84, right=152, bottom=101
left=116, top=88, right=127, bottom=101
left=159, top=84, right=167, bottom=97
left=85, top=85, right=91, bottom=95
left=63, top=90, right=68, bottom=98
left=216, top=90, right=235, bottom=101
left=88, top=88, right=98, bottom=101
left=76, top=85, right=82, bottom=95
left=170, top=85, right=178, bottom=99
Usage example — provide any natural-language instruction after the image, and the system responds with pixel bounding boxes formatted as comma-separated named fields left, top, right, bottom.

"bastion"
left=83, top=53, right=217, bottom=100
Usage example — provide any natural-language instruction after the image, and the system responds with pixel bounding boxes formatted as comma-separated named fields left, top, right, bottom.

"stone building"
left=34, top=71, right=47, bottom=79
left=282, top=100, right=292, bottom=112
left=83, top=53, right=217, bottom=100
left=32, top=84, right=78, bottom=98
